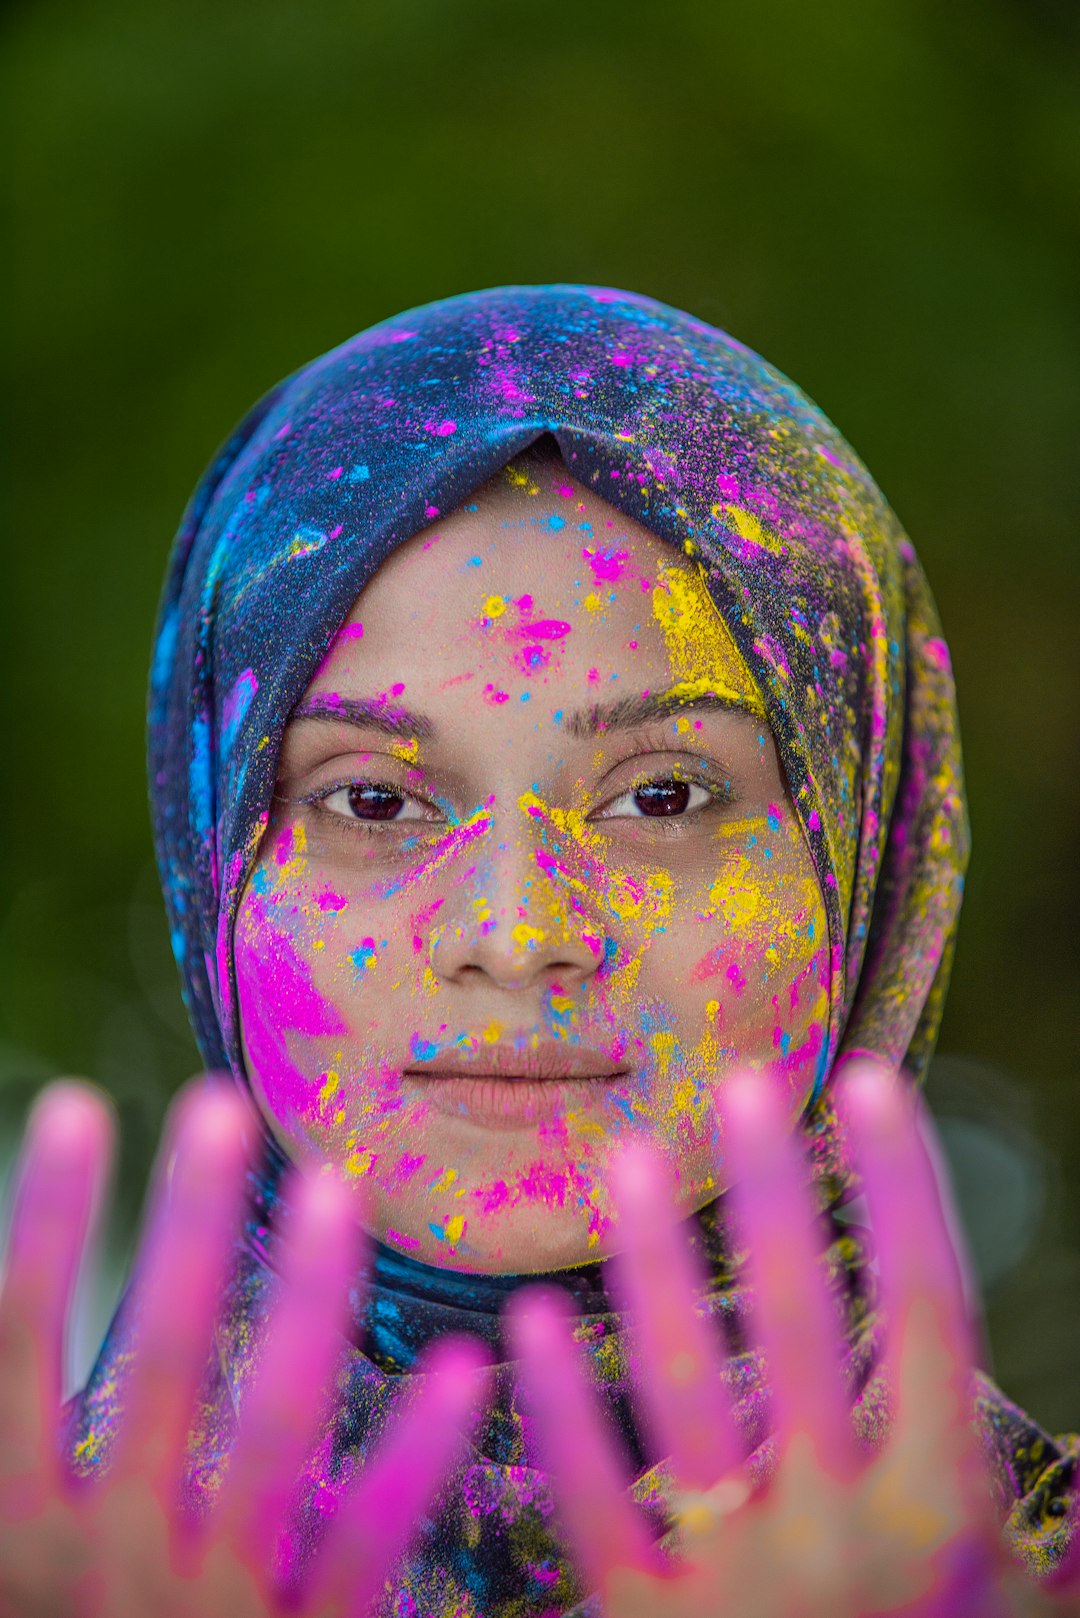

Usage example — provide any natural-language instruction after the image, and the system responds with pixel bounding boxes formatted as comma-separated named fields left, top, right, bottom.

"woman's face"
left=235, top=460, right=830, bottom=1272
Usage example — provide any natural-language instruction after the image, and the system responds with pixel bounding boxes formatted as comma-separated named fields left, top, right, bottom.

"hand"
left=0, top=1078, right=488, bottom=1618
left=509, top=1062, right=1080, bottom=1618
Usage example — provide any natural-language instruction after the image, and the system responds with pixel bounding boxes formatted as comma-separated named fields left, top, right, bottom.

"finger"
left=0, top=1082, right=113, bottom=1503
left=111, top=1081, right=251, bottom=1496
left=215, top=1167, right=359, bottom=1573
left=837, top=1063, right=984, bottom=1498
left=506, top=1286, right=657, bottom=1598
left=718, top=1069, right=856, bottom=1480
left=609, top=1144, right=741, bottom=1488
left=309, top=1334, right=491, bottom=1617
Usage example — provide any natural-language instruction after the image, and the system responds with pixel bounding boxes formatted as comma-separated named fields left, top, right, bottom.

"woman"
left=3, top=284, right=1077, bottom=1613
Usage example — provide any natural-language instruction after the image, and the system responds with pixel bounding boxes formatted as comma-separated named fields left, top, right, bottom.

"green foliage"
left=4, top=0, right=1078, bottom=1421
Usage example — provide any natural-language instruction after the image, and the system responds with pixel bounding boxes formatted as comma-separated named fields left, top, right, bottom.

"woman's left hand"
left=509, top=1062, right=1080, bottom=1617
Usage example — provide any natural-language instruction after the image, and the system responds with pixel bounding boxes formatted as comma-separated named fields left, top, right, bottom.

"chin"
left=379, top=1195, right=617, bottom=1276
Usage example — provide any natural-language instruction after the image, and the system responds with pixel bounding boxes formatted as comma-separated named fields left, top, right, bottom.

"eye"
left=596, top=775, right=719, bottom=820
left=318, top=781, right=437, bottom=823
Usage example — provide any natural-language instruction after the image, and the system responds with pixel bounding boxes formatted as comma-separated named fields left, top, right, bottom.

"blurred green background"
left=5, top=0, right=1079, bottom=1421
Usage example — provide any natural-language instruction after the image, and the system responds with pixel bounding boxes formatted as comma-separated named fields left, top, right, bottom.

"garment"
left=67, top=285, right=1076, bottom=1604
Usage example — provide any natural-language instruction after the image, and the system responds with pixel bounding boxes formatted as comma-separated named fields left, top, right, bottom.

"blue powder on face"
left=351, top=941, right=379, bottom=977
left=348, top=463, right=370, bottom=483
left=411, top=1034, right=440, bottom=1062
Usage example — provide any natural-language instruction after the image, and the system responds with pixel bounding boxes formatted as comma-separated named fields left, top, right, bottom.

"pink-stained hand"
left=0, top=1079, right=489, bottom=1618
left=508, top=1063, right=1080, bottom=1618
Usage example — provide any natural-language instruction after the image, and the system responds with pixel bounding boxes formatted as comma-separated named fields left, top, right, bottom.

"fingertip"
left=28, top=1080, right=116, bottom=1161
left=836, top=1061, right=918, bottom=1157
left=715, top=1066, right=792, bottom=1164
left=167, top=1079, right=252, bottom=1165
left=504, top=1283, right=576, bottom=1368
left=609, top=1140, right=669, bottom=1214
left=422, top=1331, right=494, bottom=1386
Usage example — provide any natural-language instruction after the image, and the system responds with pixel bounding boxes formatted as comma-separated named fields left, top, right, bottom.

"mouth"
left=401, top=1043, right=631, bottom=1128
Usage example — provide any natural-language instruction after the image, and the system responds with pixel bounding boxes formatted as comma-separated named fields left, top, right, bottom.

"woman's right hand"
left=0, top=1078, right=488, bottom=1618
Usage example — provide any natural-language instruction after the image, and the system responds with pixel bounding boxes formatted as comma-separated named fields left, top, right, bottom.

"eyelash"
left=297, top=767, right=736, bottom=834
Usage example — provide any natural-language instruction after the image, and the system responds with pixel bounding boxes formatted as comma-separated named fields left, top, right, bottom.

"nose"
left=429, top=810, right=604, bottom=991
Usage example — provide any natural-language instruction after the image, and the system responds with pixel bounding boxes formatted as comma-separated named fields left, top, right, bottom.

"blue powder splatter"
left=191, top=713, right=215, bottom=844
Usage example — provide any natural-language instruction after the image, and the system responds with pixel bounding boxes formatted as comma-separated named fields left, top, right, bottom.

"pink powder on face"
left=316, top=888, right=349, bottom=913
left=690, top=946, right=728, bottom=984
left=509, top=619, right=571, bottom=642
left=393, top=1153, right=427, bottom=1183
left=235, top=895, right=348, bottom=1130
left=583, top=547, right=629, bottom=582
left=275, top=821, right=301, bottom=867
left=513, top=645, right=551, bottom=676
left=410, top=895, right=445, bottom=953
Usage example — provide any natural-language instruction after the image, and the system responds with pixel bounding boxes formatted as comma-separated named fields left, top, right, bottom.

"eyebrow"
left=558, top=689, right=761, bottom=739
left=291, top=695, right=435, bottom=739
left=291, top=688, right=758, bottom=743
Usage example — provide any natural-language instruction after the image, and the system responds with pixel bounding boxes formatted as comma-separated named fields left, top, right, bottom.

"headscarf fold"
left=68, top=287, right=1077, bottom=1601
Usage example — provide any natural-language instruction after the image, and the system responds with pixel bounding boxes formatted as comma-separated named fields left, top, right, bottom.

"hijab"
left=68, top=286, right=1074, bottom=1602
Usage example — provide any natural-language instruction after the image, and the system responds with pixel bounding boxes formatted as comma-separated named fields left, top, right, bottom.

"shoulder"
left=972, top=1368, right=1079, bottom=1578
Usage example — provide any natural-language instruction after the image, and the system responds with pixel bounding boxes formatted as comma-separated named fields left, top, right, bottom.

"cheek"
left=234, top=888, right=350, bottom=1140
left=664, top=825, right=831, bottom=1088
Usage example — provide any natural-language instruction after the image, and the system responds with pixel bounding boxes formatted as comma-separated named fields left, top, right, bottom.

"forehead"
left=305, top=468, right=757, bottom=707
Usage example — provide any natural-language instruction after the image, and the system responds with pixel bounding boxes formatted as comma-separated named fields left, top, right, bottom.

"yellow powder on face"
left=503, top=464, right=540, bottom=496
left=389, top=736, right=420, bottom=762
left=651, top=562, right=766, bottom=717
left=275, top=819, right=310, bottom=886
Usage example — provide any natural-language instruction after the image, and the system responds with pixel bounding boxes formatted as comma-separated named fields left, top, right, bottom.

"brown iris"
left=347, top=783, right=406, bottom=820
left=633, top=778, right=692, bottom=816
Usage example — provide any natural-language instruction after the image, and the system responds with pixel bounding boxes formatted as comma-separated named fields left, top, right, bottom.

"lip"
left=401, top=1042, right=630, bottom=1128
left=402, top=1072, right=628, bottom=1128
